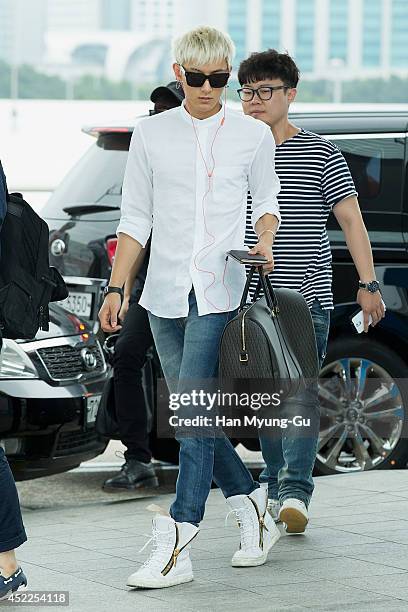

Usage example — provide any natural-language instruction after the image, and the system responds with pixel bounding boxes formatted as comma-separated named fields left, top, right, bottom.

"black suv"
left=42, top=109, right=408, bottom=475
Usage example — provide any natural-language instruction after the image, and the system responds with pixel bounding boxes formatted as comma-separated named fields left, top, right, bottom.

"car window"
left=42, top=133, right=132, bottom=221
left=329, top=136, right=405, bottom=212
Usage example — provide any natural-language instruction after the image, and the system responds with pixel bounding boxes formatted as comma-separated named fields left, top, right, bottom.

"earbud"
left=189, top=97, right=231, bottom=312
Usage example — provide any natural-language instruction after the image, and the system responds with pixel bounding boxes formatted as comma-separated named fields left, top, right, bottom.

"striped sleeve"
left=321, top=148, right=357, bottom=209
left=0, top=161, right=7, bottom=225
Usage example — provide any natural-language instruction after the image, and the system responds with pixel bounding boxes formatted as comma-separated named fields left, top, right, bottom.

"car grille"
left=37, top=343, right=105, bottom=381
left=55, top=430, right=101, bottom=456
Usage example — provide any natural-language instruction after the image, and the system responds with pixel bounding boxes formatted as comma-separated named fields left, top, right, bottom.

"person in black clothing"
left=0, top=161, right=28, bottom=599
left=103, top=83, right=184, bottom=491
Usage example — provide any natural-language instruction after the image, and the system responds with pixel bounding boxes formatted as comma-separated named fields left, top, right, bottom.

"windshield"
left=42, top=132, right=132, bottom=221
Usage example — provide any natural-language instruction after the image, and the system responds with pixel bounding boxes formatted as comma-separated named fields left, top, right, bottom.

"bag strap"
left=239, top=265, right=279, bottom=313
left=257, top=273, right=278, bottom=312
left=239, top=265, right=256, bottom=310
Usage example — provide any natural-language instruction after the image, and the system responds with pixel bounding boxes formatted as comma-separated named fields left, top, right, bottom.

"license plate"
left=58, top=291, right=92, bottom=318
left=86, top=395, right=101, bottom=425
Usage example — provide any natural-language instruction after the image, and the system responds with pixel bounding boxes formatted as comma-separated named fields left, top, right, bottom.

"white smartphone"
left=351, top=299, right=386, bottom=333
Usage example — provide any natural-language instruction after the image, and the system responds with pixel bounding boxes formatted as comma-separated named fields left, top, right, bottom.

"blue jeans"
left=148, top=291, right=257, bottom=525
left=259, top=299, right=330, bottom=507
left=0, top=446, right=27, bottom=553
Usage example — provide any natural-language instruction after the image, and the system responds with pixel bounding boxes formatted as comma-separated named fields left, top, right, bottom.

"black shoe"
left=0, top=567, right=27, bottom=601
left=102, top=459, right=159, bottom=492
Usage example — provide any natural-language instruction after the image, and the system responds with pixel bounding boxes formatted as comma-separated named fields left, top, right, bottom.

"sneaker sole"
left=0, top=581, right=27, bottom=601
left=0, top=592, right=12, bottom=602
left=279, top=507, right=308, bottom=534
left=103, top=476, right=159, bottom=492
left=127, top=573, right=194, bottom=589
left=231, top=528, right=281, bottom=567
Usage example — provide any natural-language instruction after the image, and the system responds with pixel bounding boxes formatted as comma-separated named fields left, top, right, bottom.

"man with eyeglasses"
left=238, top=49, right=384, bottom=534
left=99, top=26, right=281, bottom=589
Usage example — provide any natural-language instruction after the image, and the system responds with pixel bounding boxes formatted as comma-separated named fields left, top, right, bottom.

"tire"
left=314, top=337, right=408, bottom=476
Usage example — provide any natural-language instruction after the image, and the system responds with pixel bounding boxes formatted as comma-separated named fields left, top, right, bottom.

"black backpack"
left=0, top=172, right=68, bottom=339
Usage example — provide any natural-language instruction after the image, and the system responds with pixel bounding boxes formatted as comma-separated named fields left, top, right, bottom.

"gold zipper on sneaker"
left=248, top=497, right=269, bottom=549
left=161, top=526, right=198, bottom=576
left=161, top=524, right=179, bottom=576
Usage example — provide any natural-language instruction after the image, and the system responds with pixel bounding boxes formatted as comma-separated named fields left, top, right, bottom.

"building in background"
left=47, top=0, right=100, bottom=31
left=43, top=0, right=181, bottom=82
left=130, top=0, right=178, bottom=36
left=223, top=0, right=408, bottom=79
left=47, top=0, right=178, bottom=36
left=101, top=0, right=131, bottom=30
left=165, top=0, right=408, bottom=79
left=1, top=0, right=407, bottom=86
left=0, top=0, right=47, bottom=66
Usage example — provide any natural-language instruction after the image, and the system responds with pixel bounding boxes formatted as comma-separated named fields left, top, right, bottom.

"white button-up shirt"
left=117, top=102, right=280, bottom=318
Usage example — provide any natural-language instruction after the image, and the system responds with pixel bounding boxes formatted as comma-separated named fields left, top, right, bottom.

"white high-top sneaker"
left=127, top=515, right=199, bottom=589
left=279, top=498, right=309, bottom=534
left=227, top=487, right=281, bottom=567
left=267, top=499, right=281, bottom=523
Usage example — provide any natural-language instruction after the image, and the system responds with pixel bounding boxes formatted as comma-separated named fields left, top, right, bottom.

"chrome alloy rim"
left=317, top=358, right=405, bottom=472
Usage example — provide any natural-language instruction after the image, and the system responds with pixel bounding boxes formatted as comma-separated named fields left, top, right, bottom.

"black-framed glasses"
left=180, top=65, right=230, bottom=88
left=237, top=85, right=289, bottom=102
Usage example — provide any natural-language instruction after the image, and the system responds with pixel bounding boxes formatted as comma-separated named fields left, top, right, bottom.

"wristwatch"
left=103, top=285, right=124, bottom=298
left=358, top=280, right=380, bottom=294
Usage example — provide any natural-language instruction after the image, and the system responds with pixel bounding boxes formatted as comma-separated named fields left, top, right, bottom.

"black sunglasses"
left=181, top=66, right=230, bottom=88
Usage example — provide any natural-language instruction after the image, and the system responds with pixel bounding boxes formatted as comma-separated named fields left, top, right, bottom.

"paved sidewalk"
left=10, top=470, right=408, bottom=611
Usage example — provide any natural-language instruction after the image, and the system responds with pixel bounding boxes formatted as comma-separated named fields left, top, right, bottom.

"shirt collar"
left=180, top=99, right=225, bottom=126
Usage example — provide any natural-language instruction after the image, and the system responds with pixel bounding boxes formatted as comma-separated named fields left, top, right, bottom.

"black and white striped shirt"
left=245, top=129, right=357, bottom=310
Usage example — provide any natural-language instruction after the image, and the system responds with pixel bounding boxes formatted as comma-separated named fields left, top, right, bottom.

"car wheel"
left=315, top=337, right=408, bottom=475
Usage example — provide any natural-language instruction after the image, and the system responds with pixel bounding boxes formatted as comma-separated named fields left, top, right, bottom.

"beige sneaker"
left=279, top=498, right=308, bottom=534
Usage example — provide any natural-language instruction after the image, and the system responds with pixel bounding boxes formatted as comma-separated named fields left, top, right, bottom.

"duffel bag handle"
left=239, top=265, right=256, bottom=310
left=239, top=266, right=278, bottom=313
left=257, top=272, right=279, bottom=314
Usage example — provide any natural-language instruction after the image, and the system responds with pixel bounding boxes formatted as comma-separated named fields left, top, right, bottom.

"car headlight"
left=0, top=339, right=39, bottom=379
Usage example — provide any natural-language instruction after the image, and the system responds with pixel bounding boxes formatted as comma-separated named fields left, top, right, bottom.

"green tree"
left=73, top=75, right=132, bottom=100
left=343, top=75, right=408, bottom=103
left=18, top=64, right=65, bottom=99
left=0, top=61, right=66, bottom=99
left=1, top=59, right=408, bottom=102
left=0, top=60, right=11, bottom=97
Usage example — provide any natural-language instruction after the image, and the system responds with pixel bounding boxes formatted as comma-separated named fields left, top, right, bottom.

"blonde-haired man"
left=99, top=26, right=281, bottom=589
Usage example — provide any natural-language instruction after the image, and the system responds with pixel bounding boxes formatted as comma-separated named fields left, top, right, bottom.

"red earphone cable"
left=190, top=89, right=231, bottom=312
